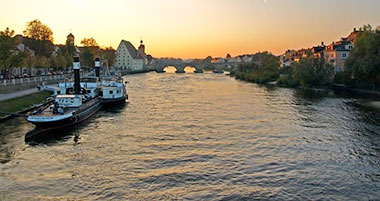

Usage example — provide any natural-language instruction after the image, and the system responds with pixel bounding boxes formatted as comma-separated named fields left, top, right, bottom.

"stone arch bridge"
left=153, top=60, right=240, bottom=73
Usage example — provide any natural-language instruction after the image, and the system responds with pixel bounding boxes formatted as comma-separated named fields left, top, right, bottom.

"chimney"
left=94, top=57, right=101, bottom=78
left=73, top=56, right=81, bottom=94
left=321, top=41, right=324, bottom=46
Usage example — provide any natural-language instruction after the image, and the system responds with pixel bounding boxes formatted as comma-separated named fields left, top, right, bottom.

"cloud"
left=264, top=0, right=267, bottom=3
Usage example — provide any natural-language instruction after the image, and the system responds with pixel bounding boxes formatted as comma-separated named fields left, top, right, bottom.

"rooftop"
left=120, top=40, right=143, bottom=60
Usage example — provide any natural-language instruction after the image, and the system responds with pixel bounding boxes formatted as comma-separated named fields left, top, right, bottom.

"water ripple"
left=1, top=72, right=380, bottom=200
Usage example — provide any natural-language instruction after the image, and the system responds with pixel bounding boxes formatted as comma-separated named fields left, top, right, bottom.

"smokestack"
left=94, top=57, right=101, bottom=78
left=73, top=56, right=81, bottom=94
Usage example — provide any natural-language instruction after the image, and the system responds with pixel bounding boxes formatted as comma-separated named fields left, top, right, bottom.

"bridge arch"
left=185, top=65, right=203, bottom=73
left=154, top=61, right=206, bottom=73
left=163, top=66, right=178, bottom=73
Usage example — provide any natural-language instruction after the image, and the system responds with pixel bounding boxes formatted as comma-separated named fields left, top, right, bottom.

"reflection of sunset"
left=164, top=66, right=177, bottom=73
left=1, top=0, right=380, bottom=58
left=163, top=67, right=196, bottom=73
left=184, top=67, right=196, bottom=73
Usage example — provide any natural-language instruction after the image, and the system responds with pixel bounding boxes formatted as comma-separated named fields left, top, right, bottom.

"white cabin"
left=56, top=95, right=82, bottom=107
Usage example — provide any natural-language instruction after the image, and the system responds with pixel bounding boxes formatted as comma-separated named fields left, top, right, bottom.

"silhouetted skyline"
left=1, top=0, right=380, bottom=58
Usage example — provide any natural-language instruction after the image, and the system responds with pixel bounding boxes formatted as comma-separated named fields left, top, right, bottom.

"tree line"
left=0, top=19, right=116, bottom=78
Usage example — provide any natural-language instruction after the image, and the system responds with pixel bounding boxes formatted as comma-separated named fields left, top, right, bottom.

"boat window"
left=110, top=91, right=113, bottom=94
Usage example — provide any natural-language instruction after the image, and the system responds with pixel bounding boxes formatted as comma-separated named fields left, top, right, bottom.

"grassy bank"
left=0, top=91, right=52, bottom=118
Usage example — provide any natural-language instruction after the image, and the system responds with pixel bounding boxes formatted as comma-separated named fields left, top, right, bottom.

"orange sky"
left=1, top=0, right=380, bottom=58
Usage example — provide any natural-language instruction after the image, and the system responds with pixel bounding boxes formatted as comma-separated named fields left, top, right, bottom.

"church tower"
left=67, top=33, right=75, bottom=46
left=138, top=39, right=146, bottom=58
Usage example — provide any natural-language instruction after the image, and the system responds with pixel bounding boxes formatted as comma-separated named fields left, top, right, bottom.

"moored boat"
left=101, top=81, right=128, bottom=105
left=26, top=57, right=102, bottom=140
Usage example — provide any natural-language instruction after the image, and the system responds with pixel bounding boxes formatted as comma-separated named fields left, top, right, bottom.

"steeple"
left=67, top=32, right=75, bottom=46
left=138, top=38, right=146, bottom=59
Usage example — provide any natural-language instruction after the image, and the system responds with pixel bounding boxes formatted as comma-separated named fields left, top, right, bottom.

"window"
left=110, top=91, right=113, bottom=94
left=342, top=53, right=347, bottom=59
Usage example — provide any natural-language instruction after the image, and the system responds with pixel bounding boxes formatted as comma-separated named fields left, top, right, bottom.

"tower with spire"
left=138, top=39, right=146, bottom=59
left=67, top=32, right=75, bottom=46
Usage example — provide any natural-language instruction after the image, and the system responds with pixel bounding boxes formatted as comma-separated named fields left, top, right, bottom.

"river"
left=1, top=72, right=380, bottom=200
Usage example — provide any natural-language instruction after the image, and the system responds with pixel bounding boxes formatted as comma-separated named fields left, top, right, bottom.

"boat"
left=101, top=80, right=128, bottom=105
left=52, top=57, right=128, bottom=105
left=26, top=56, right=102, bottom=140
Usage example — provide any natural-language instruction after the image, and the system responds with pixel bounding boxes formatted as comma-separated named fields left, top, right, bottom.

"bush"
left=294, top=57, right=334, bottom=88
left=234, top=52, right=280, bottom=84
left=277, top=74, right=300, bottom=88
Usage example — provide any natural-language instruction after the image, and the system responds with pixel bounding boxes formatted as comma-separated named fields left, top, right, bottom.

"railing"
left=0, top=75, right=68, bottom=87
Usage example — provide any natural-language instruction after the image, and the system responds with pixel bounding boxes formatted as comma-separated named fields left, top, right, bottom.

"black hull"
left=26, top=101, right=102, bottom=140
left=102, top=96, right=127, bottom=105
left=30, top=116, right=75, bottom=128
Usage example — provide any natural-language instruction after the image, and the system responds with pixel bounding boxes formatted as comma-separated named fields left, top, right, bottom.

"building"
left=324, top=41, right=353, bottom=72
left=280, top=49, right=310, bottom=67
left=138, top=40, right=147, bottom=65
left=280, top=50, right=296, bottom=67
left=114, top=40, right=145, bottom=71
left=211, top=57, right=226, bottom=64
left=311, top=42, right=326, bottom=58
left=67, top=33, right=75, bottom=46
left=323, top=28, right=359, bottom=72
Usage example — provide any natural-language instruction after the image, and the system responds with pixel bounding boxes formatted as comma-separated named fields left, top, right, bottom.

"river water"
left=1, top=72, right=380, bottom=200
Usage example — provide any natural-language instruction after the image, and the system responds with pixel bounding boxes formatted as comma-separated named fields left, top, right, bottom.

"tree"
left=35, top=55, right=50, bottom=68
left=345, top=25, right=380, bottom=89
left=80, top=48, right=94, bottom=68
left=51, top=55, right=67, bottom=70
left=23, top=19, right=54, bottom=42
left=234, top=52, right=280, bottom=83
left=64, top=51, right=73, bottom=68
left=293, top=57, right=334, bottom=87
left=23, top=52, right=36, bottom=75
left=100, top=46, right=116, bottom=67
left=80, top=37, right=98, bottom=47
left=0, top=27, right=26, bottom=77
left=0, top=27, right=15, bottom=37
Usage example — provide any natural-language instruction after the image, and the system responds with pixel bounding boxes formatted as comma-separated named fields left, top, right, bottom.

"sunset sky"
left=1, top=0, right=380, bottom=58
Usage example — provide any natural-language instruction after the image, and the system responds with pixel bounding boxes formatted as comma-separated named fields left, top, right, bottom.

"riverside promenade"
left=0, top=88, right=40, bottom=102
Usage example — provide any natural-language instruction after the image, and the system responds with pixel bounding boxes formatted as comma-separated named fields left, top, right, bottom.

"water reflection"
left=1, top=72, right=380, bottom=200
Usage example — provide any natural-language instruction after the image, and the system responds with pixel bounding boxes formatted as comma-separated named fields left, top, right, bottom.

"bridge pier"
left=155, top=69, right=165, bottom=73
left=194, top=68, right=204, bottom=73
left=175, top=65, right=186, bottom=73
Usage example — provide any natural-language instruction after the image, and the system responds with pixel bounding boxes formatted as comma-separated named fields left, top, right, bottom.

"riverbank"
left=120, top=69, right=154, bottom=76
left=0, top=91, right=53, bottom=121
left=232, top=73, right=380, bottom=100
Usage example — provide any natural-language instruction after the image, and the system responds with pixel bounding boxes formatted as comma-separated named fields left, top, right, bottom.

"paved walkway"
left=0, top=88, right=39, bottom=102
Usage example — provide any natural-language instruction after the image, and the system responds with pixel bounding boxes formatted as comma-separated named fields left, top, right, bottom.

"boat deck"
left=38, top=107, right=77, bottom=117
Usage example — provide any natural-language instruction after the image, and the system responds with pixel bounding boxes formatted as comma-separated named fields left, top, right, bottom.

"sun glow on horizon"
left=1, top=0, right=380, bottom=58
